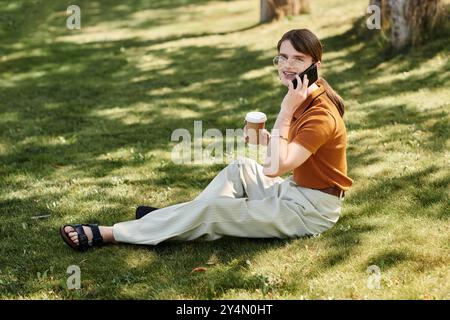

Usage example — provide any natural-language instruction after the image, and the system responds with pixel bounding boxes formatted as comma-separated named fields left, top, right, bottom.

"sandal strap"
left=87, top=224, right=103, bottom=246
left=74, top=224, right=89, bottom=251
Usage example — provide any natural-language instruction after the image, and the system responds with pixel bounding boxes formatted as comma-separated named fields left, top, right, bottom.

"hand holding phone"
left=291, top=63, right=318, bottom=89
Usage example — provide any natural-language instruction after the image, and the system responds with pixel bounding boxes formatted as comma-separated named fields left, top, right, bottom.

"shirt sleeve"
left=291, top=109, right=336, bottom=154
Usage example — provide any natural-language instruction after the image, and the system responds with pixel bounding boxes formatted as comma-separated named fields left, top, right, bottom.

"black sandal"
left=135, top=206, right=159, bottom=219
left=60, top=224, right=104, bottom=251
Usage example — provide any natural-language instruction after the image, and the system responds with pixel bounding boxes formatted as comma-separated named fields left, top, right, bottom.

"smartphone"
left=291, top=63, right=318, bottom=89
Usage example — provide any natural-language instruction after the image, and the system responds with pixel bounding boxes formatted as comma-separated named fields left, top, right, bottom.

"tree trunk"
left=299, top=0, right=311, bottom=13
left=372, top=0, right=444, bottom=50
left=388, top=0, right=410, bottom=50
left=260, top=0, right=275, bottom=23
left=260, top=0, right=310, bottom=23
left=407, top=0, right=444, bottom=45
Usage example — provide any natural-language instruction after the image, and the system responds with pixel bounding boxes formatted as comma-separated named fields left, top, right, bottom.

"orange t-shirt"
left=288, top=84, right=353, bottom=191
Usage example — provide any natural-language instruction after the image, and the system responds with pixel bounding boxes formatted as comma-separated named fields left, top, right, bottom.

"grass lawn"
left=0, top=0, right=449, bottom=299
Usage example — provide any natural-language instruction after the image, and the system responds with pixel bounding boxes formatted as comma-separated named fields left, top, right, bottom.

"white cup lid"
left=245, top=111, right=267, bottom=123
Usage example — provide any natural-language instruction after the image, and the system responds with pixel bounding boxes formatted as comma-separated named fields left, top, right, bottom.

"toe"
left=64, top=226, right=74, bottom=233
left=71, top=235, right=79, bottom=244
left=68, top=231, right=78, bottom=238
left=67, top=230, right=79, bottom=245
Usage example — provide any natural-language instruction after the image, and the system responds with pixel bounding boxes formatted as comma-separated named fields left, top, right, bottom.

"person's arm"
left=262, top=74, right=312, bottom=177
left=262, top=111, right=312, bottom=177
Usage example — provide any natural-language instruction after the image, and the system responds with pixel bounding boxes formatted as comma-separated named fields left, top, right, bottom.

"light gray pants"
left=113, top=157, right=343, bottom=245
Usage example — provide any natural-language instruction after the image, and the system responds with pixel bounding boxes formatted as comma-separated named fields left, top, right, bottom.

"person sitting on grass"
left=60, top=28, right=353, bottom=251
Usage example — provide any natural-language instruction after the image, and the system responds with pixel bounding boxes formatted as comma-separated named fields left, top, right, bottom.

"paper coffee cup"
left=245, top=111, right=267, bottom=145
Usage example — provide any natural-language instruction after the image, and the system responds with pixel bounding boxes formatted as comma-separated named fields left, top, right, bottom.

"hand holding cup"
left=243, top=112, right=268, bottom=146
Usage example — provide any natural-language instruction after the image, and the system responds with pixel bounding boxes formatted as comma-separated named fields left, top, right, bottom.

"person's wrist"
left=270, top=131, right=288, bottom=141
left=278, top=106, right=294, bottom=119
left=277, top=111, right=293, bottom=126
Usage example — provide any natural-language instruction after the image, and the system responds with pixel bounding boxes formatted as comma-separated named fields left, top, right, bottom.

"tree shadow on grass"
left=309, top=164, right=449, bottom=273
left=347, top=103, right=448, bottom=153
left=0, top=39, right=277, bottom=183
left=318, top=218, right=376, bottom=268
left=321, top=16, right=449, bottom=115
left=0, top=23, right=286, bottom=299
left=366, top=249, right=410, bottom=271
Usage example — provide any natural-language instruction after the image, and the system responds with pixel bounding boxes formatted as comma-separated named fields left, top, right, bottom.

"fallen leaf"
left=191, top=267, right=208, bottom=273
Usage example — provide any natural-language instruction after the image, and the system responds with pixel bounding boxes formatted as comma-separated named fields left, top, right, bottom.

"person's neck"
left=307, top=82, right=320, bottom=96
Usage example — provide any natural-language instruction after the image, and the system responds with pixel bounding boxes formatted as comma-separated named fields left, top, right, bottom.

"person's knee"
left=227, top=158, right=245, bottom=171
left=230, top=157, right=256, bottom=169
left=224, top=157, right=258, bottom=184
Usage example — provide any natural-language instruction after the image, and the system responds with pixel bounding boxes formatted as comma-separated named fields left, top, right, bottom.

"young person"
left=60, top=29, right=353, bottom=251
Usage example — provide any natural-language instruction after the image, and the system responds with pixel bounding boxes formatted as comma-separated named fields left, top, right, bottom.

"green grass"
left=0, top=0, right=449, bottom=299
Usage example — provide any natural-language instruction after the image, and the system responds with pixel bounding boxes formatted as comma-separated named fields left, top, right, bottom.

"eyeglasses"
left=273, top=55, right=304, bottom=68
